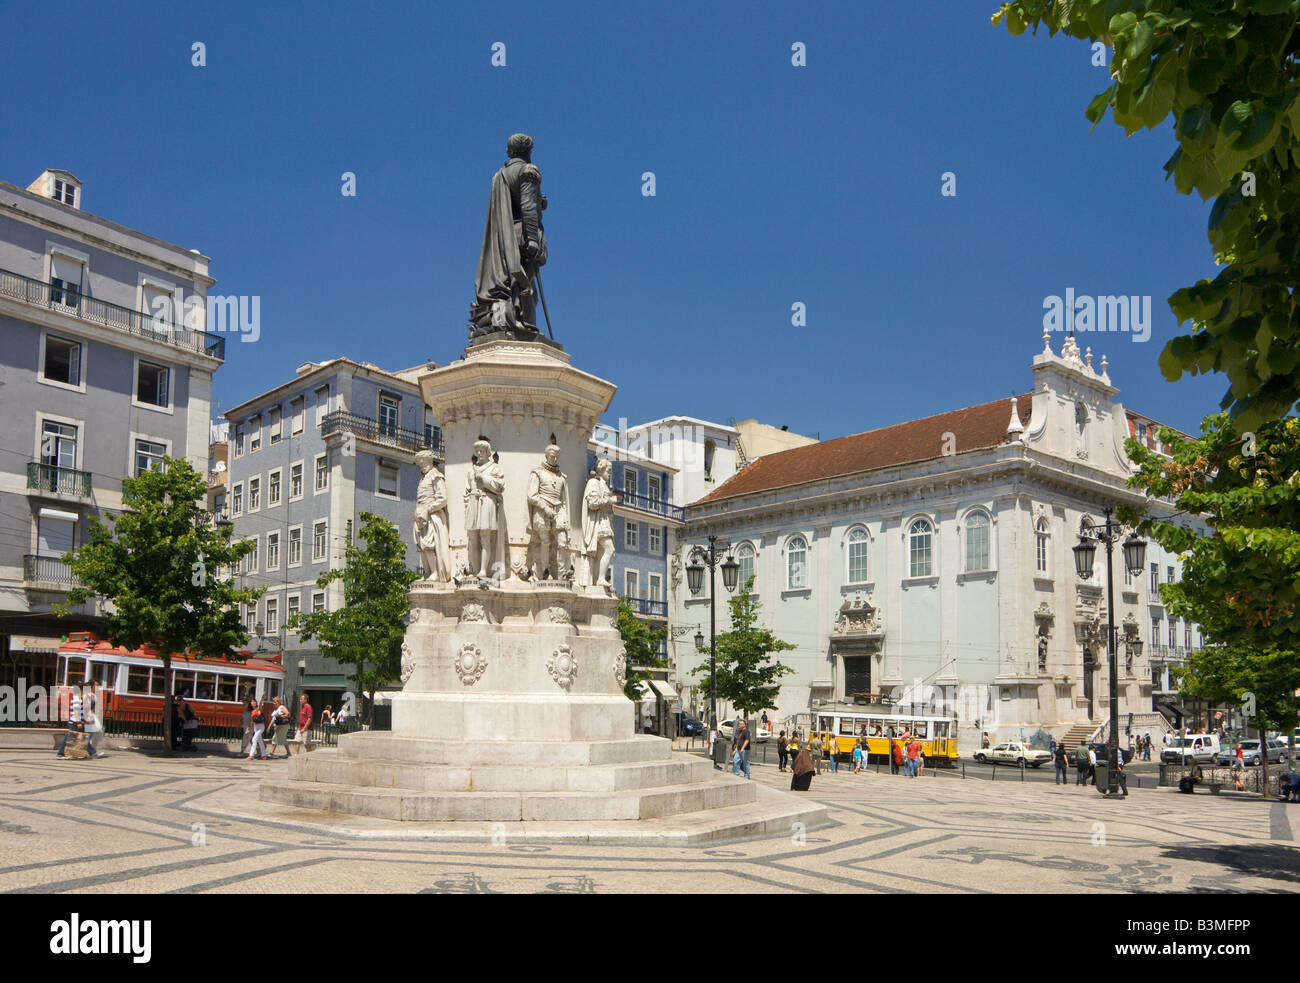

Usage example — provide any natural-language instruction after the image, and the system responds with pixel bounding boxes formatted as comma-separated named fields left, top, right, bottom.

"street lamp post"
left=685, top=535, right=740, bottom=733
left=1073, top=506, right=1147, bottom=797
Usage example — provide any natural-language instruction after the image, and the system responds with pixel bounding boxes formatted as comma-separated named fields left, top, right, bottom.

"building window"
left=625, top=521, right=639, bottom=551
left=312, top=591, right=326, bottom=614
left=1184, top=624, right=1192, bottom=650
left=846, top=527, right=869, bottom=583
left=290, top=463, right=303, bottom=499
left=648, top=525, right=662, bottom=554
left=249, top=415, right=262, bottom=453
left=736, top=542, right=756, bottom=590
left=313, top=521, right=327, bottom=561
left=1035, top=518, right=1049, bottom=574
left=41, top=420, right=78, bottom=469
left=234, top=424, right=245, bottom=457
left=314, top=454, right=328, bottom=492
left=266, top=532, right=280, bottom=570
left=265, top=597, right=278, bottom=633
left=248, top=477, right=261, bottom=511
left=134, top=439, right=167, bottom=477
left=53, top=178, right=77, bottom=206
left=647, top=475, right=661, bottom=503
left=315, top=385, right=330, bottom=427
left=787, top=535, right=808, bottom=589
left=268, top=469, right=282, bottom=506
left=49, top=253, right=82, bottom=306
left=1168, top=620, right=1177, bottom=649
left=287, top=594, right=300, bottom=623
left=1167, top=565, right=1175, bottom=583
left=378, top=462, right=399, bottom=497
left=1151, top=617, right=1161, bottom=651
left=246, top=537, right=259, bottom=574
left=269, top=407, right=282, bottom=444
left=625, top=569, right=639, bottom=599
left=288, top=526, right=302, bottom=566
left=965, top=512, right=990, bottom=572
left=624, top=467, right=637, bottom=495
left=378, top=394, right=400, bottom=435
left=908, top=519, right=933, bottom=578
left=136, top=360, right=170, bottom=408
left=43, top=335, right=81, bottom=386
left=648, top=573, right=662, bottom=602
left=290, top=396, right=305, bottom=435
left=1150, top=563, right=1159, bottom=593
left=232, top=482, right=243, bottom=515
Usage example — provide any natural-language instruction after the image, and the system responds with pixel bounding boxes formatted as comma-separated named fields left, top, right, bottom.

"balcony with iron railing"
left=321, top=410, right=443, bottom=457
left=628, top=597, right=669, bottom=619
left=26, top=462, right=92, bottom=498
left=0, top=267, right=225, bottom=360
left=615, top=490, right=684, bottom=522
left=23, top=554, right=83, bottom=590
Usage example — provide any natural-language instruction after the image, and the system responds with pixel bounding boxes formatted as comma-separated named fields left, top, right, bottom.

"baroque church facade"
left=673, top=334, right=1203, bottom=746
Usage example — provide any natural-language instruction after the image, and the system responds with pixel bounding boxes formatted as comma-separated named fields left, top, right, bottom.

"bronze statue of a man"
left=470, top=133, right=548, bottom=337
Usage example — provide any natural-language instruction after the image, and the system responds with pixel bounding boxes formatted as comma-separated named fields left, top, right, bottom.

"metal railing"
left=26, top=461, right=92, bottom=497
left=0, top=267, right=225, bottom=360
left=23, top=554, right=83, bottom=589
left=321, top=410, right=443, bottom=456
left=628, top=597, right=668, bottom=618
left=615, top=490, right=684, bottom=522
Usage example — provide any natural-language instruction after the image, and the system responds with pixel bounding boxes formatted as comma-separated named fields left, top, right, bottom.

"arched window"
left=965, top=511, right=990, bottom=572
left=846, top=527, right=869, bottom=583
left=908, top=518, right=933, bottom=578
left=736, top=542, right=756, bottom=591
left=787, top=535, right=808, bottom=589
left=1035, top=518, right=1050, bottom=574
left=703, top=438, right=716, bottom=479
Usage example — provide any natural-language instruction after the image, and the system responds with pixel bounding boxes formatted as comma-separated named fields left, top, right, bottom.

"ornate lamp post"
left=685, top=535, right=739, bottom=732
left=1073, top=506, right=1147, bottom=796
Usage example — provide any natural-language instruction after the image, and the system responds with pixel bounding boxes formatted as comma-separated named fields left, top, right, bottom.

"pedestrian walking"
left=240, top=698, right=254, bottom=756
left=916, top=750, right=925, bottom=778
left=84, top=694, right=104, bottom=758
left=246, top=701, right=267, bottom=760
left=890, top=738, right=903, bottom=775
left=1053, top=740, right=1068, bottom=784
left=1049, top=736, right=1057, bottom=758
left=777, top=730, right=788, bottom=772
left=905, top=736, right=921, bottom=777
left=1087, top=745, right=1099, bottom=785
left=180, top=698, right=199, bottom=752
left=852, top=741, right=863, bottom=775
left=1232, top=746, right=1246, bottom=791
left=269, top=697, right=291, bottom=758
left=790, top=746, right=815, bottom=792
left=297, top=693, right=313, bottom=748
left=827, top=734, right=838, bottom=773
left=732, top=719, right=752, bottom=779
left=1075, top=744, right=1089, bottom=785
left=56, top=688, right=96, bottom=759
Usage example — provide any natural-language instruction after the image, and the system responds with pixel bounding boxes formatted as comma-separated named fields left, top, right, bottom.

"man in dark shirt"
left=1053, top=740, right=1069, bottom=784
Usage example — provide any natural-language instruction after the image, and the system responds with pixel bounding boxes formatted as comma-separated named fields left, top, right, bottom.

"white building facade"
left=675, top=335, right=1204, bottom=748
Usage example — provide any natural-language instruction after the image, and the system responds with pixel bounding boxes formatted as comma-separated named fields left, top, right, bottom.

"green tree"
left=616, top=598, right=669, bottom=702
left=1119, top=413, right=1300, bottom=775
left=288, top=512, right=417, bottom=725
left=994, top=1, right=1300, bottom=430
left=690, top=578, right=795, bottom=722
left=58, top=458, right=261, bottom=751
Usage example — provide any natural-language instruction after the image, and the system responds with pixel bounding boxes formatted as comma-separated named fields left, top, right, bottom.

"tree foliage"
left=994, top=1, right=1300, bottom=430
left=288, top=512, right=417, bottom=725
left=689, top=578, right=795, bottom=719
left=616, top=598, right=669, bottom=702
left=58, top=458, right=261, bottom=750
left=1119, top=413, right=1300, bottom=730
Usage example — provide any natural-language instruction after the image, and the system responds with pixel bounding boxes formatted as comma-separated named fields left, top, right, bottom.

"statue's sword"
left=532, top=267, right=554, bottom=340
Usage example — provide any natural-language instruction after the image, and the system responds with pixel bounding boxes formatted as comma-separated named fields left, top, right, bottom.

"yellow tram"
left=806, top=703, right=960, bottom=765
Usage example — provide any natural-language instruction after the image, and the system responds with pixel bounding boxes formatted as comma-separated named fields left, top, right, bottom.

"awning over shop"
left=9, top=635, right=64, bottom=653
left=640, top=679, right=680, bottom=705
left=302, top=674, right=348, bottom=688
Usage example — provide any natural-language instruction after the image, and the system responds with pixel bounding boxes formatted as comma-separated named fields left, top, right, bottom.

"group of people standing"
left=242, top=694, right=326, bottom=760
left=773, top=730, right=927, bottom=787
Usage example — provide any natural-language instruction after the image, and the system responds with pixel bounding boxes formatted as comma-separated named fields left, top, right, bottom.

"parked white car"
left=1161, top=734, right=1222, bottom=764
left=972, top=741, right=1052, bottom=767
left=718, top=720, right=771, bottom=743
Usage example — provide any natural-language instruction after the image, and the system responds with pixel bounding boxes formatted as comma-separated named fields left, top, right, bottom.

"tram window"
left=127, top=666, right=151, bottom=695
left=818, top=716, right=834, bottom=732
left=149, top=669, right=166, bottom=696
left=934, top=722, right=948, bottom=738
left=64, top=658, right=87, bottom=686
left=839, top=719, right=857, bottom=736
left=914, top=723, right=929, bottom=739
left=172, top=671, right=196, bottom=697
left=217, top=676, right=238, bottom=703
left=196, top=672, right=217, bottom=700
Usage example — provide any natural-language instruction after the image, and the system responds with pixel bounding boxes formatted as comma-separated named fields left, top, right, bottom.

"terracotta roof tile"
left=697, top=394, right=1033, bottom=505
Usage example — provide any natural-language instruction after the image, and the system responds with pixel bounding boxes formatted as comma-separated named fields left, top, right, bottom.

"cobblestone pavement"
left=2, top=750, right=1299, bottom=894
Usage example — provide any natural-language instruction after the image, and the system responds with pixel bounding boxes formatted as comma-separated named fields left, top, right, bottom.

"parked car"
left=1212, top=739, right=1287, bottom=766
left=1066, top=743, right=1133, bottom=767
left=973, top=741, right=1052, bottom=767
left=674, top=712, right=705, bottom=737
left=1161, top=734, right=1222, bottom=764
left=718, top=719, right=771, bottom=743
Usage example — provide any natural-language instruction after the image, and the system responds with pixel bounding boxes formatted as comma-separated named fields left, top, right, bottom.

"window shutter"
left=50, top=254, right=82, bottom=287
left=158, top=367, right=169, bottom=406
left=67, top=342, right=80, bottom=386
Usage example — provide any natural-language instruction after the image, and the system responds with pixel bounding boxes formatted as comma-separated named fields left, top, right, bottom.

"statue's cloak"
left=473, top=167, right=524, bottom=307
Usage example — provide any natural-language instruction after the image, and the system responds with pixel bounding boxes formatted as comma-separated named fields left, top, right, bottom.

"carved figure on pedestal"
left=464, top=437, right=506, bottom=580
left=582, top=458, right=616, bottom=590
left=413, top=450, right=451, bottom=583
left=1037, top=631, right=1048, bottom=672
left=526, top=444, right=571, bottom=580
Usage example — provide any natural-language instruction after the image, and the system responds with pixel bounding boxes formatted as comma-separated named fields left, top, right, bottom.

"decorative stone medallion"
left=547, top=643, right=578, bottom=690
left=614, top=657, right=626, bottom=691
left=454, top=644, right=487, bottom=686
left=460, top=601, right=487, bottom=623
left=408, top=608, right=420, bottom=625
left=548, top=605, right=571, bottom=625
left=400, top=642, right=415, bottom=685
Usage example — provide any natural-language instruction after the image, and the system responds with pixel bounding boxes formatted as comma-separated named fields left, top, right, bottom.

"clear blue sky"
left=0, top=0, right=1225, bottom=438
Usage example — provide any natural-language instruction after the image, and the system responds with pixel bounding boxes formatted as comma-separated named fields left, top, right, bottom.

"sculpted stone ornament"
left=469, top=133, right=549, bottom=338
left=413, top=450, right=452, bottom=582
left=400, top=642, right=415, bottom=685
left=582, top=458, right=616, bottom=591
left=460, top=601, right=487, bottom=623
left=548, top=605, right=571, bottom=625
left=454, top=644, right=487, bottom=686
left=464, top=437, right=506, bottom=581
left=834, top=595, right=881, bottom=635
left=526, top=444, right=571, bottom=580
left=547, top=643, right=578, bottom=689
left=614, top=657, right=626, bottom=691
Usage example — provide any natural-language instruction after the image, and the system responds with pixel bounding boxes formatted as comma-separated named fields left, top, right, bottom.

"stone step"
left=335, top=731, right=674, bottom=767
left=291, top=749, right=715, bottom=793
left=260, top=774, right=757, bottom=823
